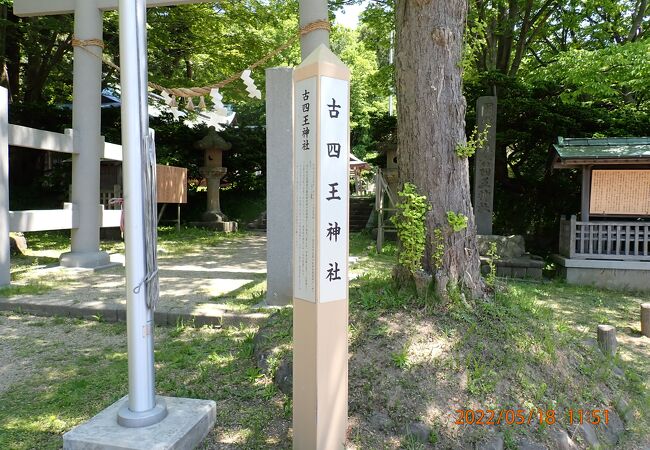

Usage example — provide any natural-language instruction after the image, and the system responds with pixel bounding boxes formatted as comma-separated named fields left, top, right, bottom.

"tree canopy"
left=1, top=0, right=648, bottom=257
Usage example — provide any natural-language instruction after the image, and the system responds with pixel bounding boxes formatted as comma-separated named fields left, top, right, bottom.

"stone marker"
left=641, top=303, right=650, bottom=338
left=265, top=67, right=294, bottom=306
left=292, top=44, right=350, bottom=450
left=473, top=96, right=497, bottom=235
left=597, top=324, right=617, bottom=356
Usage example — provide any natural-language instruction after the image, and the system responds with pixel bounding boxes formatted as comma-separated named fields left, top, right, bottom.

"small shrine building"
left=553, top=137, right=650, bottom=290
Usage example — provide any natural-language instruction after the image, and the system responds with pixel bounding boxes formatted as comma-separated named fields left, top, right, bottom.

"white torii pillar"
left=16, top=0, right=214, bottom=435
left=13, top=0, right=207, bottom=270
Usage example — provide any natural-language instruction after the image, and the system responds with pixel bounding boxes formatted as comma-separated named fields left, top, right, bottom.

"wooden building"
left=553, top=137, right=650, bottom=290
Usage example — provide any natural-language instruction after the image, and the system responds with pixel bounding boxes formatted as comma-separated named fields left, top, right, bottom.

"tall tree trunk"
left=395, top=0, right=485, bottom=299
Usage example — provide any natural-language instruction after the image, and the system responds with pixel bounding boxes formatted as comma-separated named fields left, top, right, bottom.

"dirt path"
left=4, top=234, right=267, bottom=318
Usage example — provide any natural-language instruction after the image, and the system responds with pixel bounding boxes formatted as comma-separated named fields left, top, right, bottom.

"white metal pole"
left=117, top=0, right=166, bottom=428
left=60, top=0, right=110, bottom=268
left=0, top=87, right=9, bottom=286
left=298, top=0, right=329, bottom=59
left=389, top=30, right=394, bottom=116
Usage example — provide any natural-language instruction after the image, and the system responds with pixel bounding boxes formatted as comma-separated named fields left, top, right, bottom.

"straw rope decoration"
left=74, top=19, right=331, bottom=109
left=72, top=38, right=106, bottom=49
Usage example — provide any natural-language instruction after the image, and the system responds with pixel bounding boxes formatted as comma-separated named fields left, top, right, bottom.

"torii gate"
left=15, top=0, right=344, bottom=449
left=13, top=0, right=207, bottom=270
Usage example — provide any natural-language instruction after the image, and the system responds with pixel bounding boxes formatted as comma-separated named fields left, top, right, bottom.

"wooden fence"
left=559, top=215, right=650, bottom=260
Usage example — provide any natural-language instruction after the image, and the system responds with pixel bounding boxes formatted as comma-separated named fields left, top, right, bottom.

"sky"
left=334, top=2, right=367, bottom=29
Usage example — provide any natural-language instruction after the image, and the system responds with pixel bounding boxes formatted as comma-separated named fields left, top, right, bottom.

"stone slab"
left=63, top=396, right=216, bottom=450
left=265, top=67, right=294, bottom=307
left=477, top=234, right=526, bottom=259
left=0, top=297, right=268, bottom=328
left=554, top=255, right=650, bottom=291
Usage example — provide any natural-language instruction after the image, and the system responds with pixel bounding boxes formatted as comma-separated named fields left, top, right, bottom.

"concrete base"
left=60, top=250, right=111, bottom=268
left=553, top=255, right=650, bottom=291
left=190, top=221, right=238, bottom=233
left=63, top=395, right=216, bottom=450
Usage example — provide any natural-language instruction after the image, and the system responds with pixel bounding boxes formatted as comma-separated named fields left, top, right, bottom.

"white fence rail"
left=1, top=86, right=124, bottom=285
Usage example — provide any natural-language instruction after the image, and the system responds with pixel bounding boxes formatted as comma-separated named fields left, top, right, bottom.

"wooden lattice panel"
left=590, top=169, right=650, bottom=216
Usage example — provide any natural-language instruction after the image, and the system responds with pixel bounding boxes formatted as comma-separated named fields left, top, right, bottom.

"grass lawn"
left=0, top=231, right=648, bottom=449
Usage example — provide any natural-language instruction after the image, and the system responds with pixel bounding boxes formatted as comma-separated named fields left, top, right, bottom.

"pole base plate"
left=117, top=397, right=168, bottom=428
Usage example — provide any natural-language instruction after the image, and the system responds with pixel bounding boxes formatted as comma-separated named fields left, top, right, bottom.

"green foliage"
left=528, top=40, right=650, bottom=107
left=391, top=346, right=410, bottom=370
left=391, top=183, right=431, bottom=274
left=331, top=25, right=387, bottom=159
left=485, top=242, right=499, bottom=288
left=455, top=125, right=489, bottom=158
left=431, top=228, right=445, bottom=271
left=446, top=211, right=468, bottom=232
left=465, top=73, right=650, bottom=255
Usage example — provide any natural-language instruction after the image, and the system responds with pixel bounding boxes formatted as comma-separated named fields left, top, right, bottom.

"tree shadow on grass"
left=0, top=319, right=291, bottom=450
left=345, top=276, right=650, bottom=449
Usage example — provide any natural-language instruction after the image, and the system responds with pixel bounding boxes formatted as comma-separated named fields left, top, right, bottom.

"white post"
left=292, top=45, right=350, bottom=450
left=59, top=0, right=110, bottom=268
left=265, top=67, right=294, bottom=306
left=0, top=87, right=9, bottom=286
left=116, top=0, right=166, bottom=427
left=298, top=0, right=329, bottom=59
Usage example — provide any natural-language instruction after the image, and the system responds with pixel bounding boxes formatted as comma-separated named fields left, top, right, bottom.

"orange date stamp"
left=454, top=409, right=610, bottom=426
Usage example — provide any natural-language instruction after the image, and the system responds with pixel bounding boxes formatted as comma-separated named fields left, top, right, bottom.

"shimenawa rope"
left=73, top=19, right=330, bottom=103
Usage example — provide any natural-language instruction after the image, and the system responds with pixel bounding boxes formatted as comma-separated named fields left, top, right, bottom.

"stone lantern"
left=192, top=126, right=238, bottom=232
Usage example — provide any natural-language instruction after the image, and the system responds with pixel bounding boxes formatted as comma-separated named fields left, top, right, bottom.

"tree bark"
left=641, top=303, right=650, bottom=338
left=395, top=0, right=485, bottom=299
left=597, top=325, right=617, bottom=356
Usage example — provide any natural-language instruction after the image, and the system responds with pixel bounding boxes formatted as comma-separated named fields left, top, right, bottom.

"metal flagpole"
left=117, top=0, right=167, bottom=427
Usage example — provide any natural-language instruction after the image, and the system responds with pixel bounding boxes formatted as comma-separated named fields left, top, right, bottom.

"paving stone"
left=577, top=422, right=599, bottom=448
left=517, top=438, right=546, bottom=450
left=549, top=428, right=578, bottom=450
left=476, top=434, right=504, bottom=450
left=274, top=357, right=292, bottom=395
left=602, top=410, right=625, bottom=445
left=404, top=422, right=431, bottom=443
left=614, top=398, right=634, bottom=424
left=369, top=411, right=392, bottom=431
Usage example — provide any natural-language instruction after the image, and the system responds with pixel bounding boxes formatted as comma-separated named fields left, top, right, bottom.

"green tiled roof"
left=553, top=137, right=650, bottom=160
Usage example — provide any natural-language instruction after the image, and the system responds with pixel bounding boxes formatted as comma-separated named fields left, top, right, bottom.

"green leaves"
left=446, top=211, right=468, bottom=232
left=455, top=125, right=489, bottom=158
left=391, top=183, right=431, bottom=274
